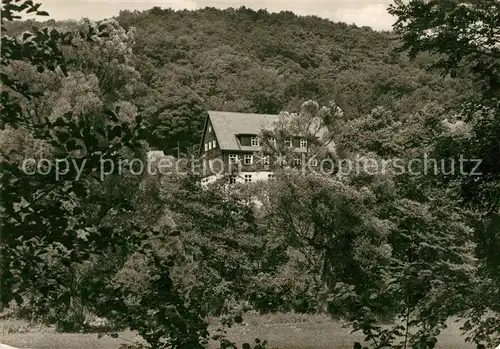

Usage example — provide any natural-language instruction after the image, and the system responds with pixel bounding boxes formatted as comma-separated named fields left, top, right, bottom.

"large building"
left=198, top=111, right=312, bottom=185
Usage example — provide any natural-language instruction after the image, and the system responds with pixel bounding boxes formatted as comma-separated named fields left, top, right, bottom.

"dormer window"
left=284, top=139, right=292, bottom=148
left=251, top=137, right=260, bottom=146
left=300, top=139, right=307, bottom=148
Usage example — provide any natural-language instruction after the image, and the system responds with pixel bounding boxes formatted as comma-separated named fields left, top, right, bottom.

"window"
left=208, top=142, right=212, bottom=150
left=268, top=137, right=276, bottom=147
left=229, top=154, right=238, bottom=163
left=310, top=158, right=318, bottom=166
left=251, top=136, right=260, bottom=146
left=284, top=139, right=292, bottom=148
left=244, top=154, right=253, bottom=165
left=263, top=156, right=270, bottom=165
left=300, top=139, right=307, bottom=148
left=229, top=176, right=236, bottom=184
left=268, top=173, right=275, bottom=180
left=244, top=174, right=252, bottom=183
left=212, top=140, right=217, bottom=148
left=293, top=158, right=301, bottom=166
left=208, top=125, right=212, bottom=132
left=204, top=143, right=208, bottom=152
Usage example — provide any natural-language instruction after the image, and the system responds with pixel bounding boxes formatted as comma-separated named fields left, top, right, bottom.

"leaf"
left=14, top=294, right=24, bottom=305
left=52, top=117, right=68, bottom=127
left=66, top=139, right=79, bottom=151
left=108, top=125, right=122, bottom=140
left=105, top=109, right=119, bottom=122
left=26, top=3, right=41, bottom=14
left=56, top=130, right=70, bottom=143
left=72, top=182, right=87, bottom=198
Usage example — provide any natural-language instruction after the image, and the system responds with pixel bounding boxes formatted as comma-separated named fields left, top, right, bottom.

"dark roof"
left=203, top=110, right=336, bottom=154
left=208, top=111, right=278, bottom=151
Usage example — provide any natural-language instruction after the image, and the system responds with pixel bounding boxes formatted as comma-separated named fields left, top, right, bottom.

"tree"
left=389, top=1, right=500, bottom=346
left=161, top=175, right=263, bottom=314
left=140, top=78, right=207, bottom=155
left=259, top=101, right=478, bottom=348
left=94, top=225, right=210, bottom=349
left=113, top=5, right=473, bottom=123
left=265, top=170, right=475, bottom=349
left=0, top=3, right=151, bottom=328
left=60, top=18, right=141, bottom=101
left=388, top=0, right=500, bottom=211
left=389, top=0, right=499, bottom=96
left=259, top=100, right=343, bottom=172
left=2, top=6, right=269, bottom=347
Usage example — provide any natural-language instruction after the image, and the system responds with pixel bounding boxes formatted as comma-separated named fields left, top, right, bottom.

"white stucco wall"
left=200, top=171, right=274, bottom=186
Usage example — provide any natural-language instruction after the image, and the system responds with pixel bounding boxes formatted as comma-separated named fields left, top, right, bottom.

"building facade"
left=198, top=111, right=312, bottom=185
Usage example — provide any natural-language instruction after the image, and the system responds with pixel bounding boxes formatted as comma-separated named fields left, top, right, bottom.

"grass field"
left=0, top=313, right=475, bottom=349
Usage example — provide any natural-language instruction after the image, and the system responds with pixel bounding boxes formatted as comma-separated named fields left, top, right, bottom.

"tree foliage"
left=2, top=2, right=500, bottom=349
left=259, top=101, right=481, bottom=348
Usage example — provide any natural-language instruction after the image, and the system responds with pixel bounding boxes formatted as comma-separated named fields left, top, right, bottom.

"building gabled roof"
left=200, top=110, right=336, bottom=155
left=207, top=111, right=278, bottom=151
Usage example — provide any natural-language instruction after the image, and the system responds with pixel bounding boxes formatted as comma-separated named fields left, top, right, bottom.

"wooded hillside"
left=7, top=6, right=476, bottom=154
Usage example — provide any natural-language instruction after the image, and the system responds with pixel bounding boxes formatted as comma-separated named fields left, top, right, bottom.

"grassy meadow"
left=0, top=313, right=474, bottom=349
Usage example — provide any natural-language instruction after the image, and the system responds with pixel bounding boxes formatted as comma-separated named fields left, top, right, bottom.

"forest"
left=0, top=1, right=499, bottom=349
